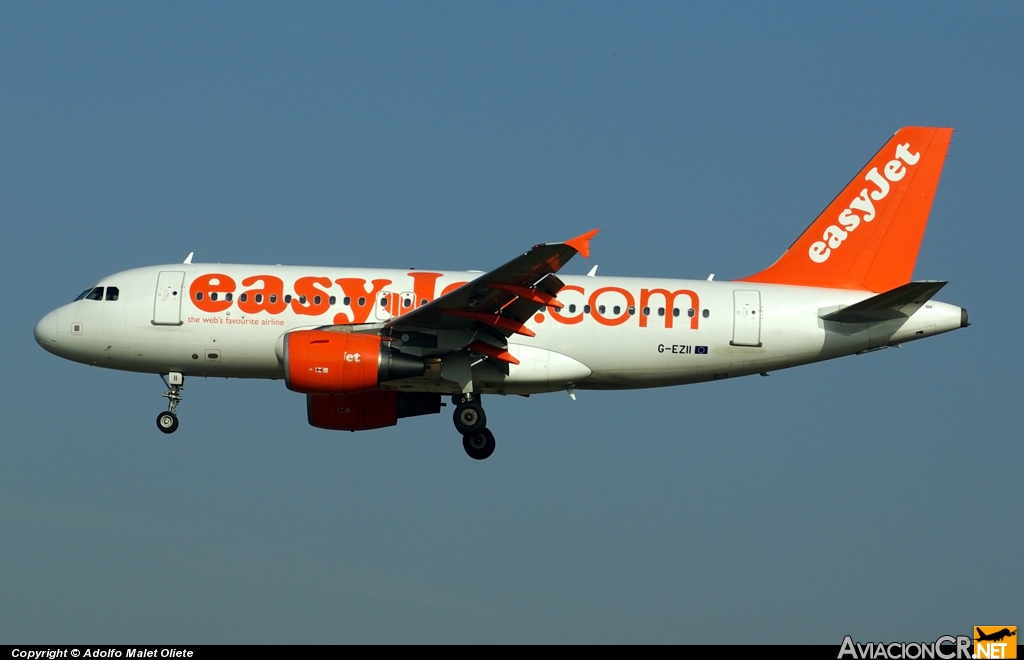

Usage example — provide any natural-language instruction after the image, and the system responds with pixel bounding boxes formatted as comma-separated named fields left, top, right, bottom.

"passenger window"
left=86, top=287, right=104, bottom=301
left=314, top=295, right=322, bottom=305
left=225, top=293, right=233, bottom=302
left=599, top=305, right=606, bottom=314
left=269, top=294, right=277, bottom=304
left=380, top=297, right=387, bottom=307
left=195, top=291, right=204, bottom=301
left=105, top=287, right=119, bottom=301
left=210, top=292, right=218, bottom=302
left=420, top=298, right=427, bottom=306
left=672, top=308, right=680, bottom=317
left=584, top=305, right=591, bottom=314
left=687, top=308, right=695, bottom=318
left=642, top=307, right=650, bottom=316
left=239, top=293, right=248, bottom=303
left=254, top=294, right=263, bottom=304
left=329, top=296, right=336, bottom=305
left=628, top=306, right=635, bottom=315
left=658, top=307, right=665, bottom=317
left=358, top=297, right=365, bottom=306
left=703, top=309, right=709, bottom=318
left=344, top=297, right=352, bottom=305
left=613, top=306, right=620, bottom=315
left=569, top=304, right=576, bottom=313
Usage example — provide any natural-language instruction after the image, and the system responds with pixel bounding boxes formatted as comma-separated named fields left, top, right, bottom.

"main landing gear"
left=157, top=372, right=184, bottom=434
left=453, top=394, right=495, bottom=460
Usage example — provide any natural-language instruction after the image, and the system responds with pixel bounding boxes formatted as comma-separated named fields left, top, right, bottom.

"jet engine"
left=283, top=329, right=424, bottom=394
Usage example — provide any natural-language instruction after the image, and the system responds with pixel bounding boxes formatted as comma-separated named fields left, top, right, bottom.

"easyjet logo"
left=808, top=142, right=921, bottom=264
left=189, top=272, right=455, bottom=325
left=545, top=285, right=701, bottom=329
left=189, top=273, right=702, bottom=330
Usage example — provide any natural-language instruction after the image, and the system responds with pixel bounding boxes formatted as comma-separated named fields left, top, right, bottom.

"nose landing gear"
left=157, top=372, right=184, bottom=434
left=453, top=394, right=495, bottom=459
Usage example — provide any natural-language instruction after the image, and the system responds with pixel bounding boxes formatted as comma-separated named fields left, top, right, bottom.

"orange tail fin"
left=740, top=127, right=953, bottom=292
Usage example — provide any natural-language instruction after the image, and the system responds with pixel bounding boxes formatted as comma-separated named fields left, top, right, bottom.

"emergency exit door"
left=375, top=291, right=417, bottom=321
left=730, top=290, right=762, bottom=347
left=153, top=271, right=185, bottom=326
left=375, top=291, right=395, bottom=321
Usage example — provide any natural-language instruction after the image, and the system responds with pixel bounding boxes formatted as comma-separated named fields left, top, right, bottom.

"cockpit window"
left=74, top=289, right=91, bottom=301
left=105, top=287, right=119, bottom=301
left=85, top=287, right=104, bottom=301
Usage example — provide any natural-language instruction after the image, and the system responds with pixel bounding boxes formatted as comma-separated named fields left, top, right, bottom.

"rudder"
left=740, top=127, right=953, bottom=292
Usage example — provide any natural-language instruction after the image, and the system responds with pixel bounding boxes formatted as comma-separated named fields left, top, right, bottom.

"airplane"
left=34, top=126, right=968, bottom=460
left=976, top=628, right=1016, bottom=643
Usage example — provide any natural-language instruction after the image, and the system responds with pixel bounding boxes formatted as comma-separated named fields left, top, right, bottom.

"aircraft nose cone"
left=34, top=310, right=58, bottom=350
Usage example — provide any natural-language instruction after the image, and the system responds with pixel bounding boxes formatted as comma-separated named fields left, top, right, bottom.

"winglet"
left=183, top=251, right=194, bottom=265
left=565, top=229, right=600, bottom=258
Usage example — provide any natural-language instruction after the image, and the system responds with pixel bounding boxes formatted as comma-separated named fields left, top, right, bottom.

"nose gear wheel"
left=156, top=411, right=179, bottom=434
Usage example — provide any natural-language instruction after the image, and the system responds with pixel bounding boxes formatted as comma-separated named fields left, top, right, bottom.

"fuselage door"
left=730, top=290, right=762, bottom=347
left=375, top=291, right=395, bottom=321
left=400, top=292, right=415, bottom=316
left=153, top=271, right=185, bottom=326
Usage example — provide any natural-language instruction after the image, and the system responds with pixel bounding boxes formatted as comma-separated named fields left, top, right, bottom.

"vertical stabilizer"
left=740, top=127, right=953, bottom=292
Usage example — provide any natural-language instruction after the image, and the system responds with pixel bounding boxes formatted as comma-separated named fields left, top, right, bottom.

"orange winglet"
left=469, top=340, right=520, bottom=365
left=443, top=310, right=537, bottom=337
left=564, top=229, right=600, bottom=258
left=489, top=284, right=563, bottom=309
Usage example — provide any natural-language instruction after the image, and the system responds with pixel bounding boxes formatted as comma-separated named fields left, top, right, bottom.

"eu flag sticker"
left=695, top=346, right=708, bottom=354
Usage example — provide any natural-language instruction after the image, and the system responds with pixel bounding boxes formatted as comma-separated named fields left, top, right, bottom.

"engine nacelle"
left=307, top=391, right=442, bottom=431
left=283, top=329, right=424, bottom=394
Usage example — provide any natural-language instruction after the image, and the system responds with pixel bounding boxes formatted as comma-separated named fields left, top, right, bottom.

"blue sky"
left=1, top=2, right=1021, bottom=643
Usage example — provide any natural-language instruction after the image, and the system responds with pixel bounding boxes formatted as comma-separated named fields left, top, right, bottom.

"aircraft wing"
left=385, top=229, right=598, bottom=339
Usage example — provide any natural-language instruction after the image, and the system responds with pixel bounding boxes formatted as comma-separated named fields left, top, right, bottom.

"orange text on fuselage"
left=188, top=273, right=701, bottom=329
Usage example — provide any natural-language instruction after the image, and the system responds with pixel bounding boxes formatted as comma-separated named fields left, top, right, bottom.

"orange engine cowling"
left=307, top=391, right=442, bottom=431
left=284, top=329, right=425, bottom=394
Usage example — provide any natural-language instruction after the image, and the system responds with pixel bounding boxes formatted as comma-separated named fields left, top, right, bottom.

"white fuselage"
left=34, top=263, right=966, bottom=396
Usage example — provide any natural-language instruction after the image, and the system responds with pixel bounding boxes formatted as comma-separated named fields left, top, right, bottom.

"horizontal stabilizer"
left=819, top=281, right=947, bottom=324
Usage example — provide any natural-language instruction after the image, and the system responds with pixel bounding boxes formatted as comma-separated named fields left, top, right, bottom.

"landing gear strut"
left=157, top=372, right=184, bottom=434
left=453, top=394, right=495, bottom=459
